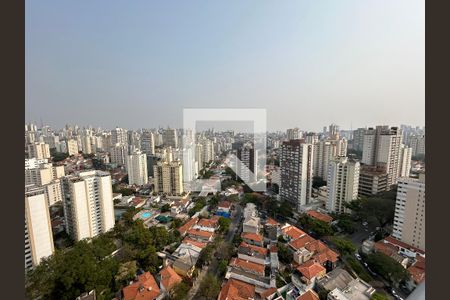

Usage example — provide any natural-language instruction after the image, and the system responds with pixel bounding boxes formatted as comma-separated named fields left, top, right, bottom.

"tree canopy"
left=366, top=252, right=411, bottom=285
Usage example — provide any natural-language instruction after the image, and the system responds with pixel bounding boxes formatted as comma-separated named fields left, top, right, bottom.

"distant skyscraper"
left=352, top=128, right=366, bottom=151
left=286, top=128, right=302, bottom=141
left=153, top=161, right=184, bottom=195
left=409, top=135, right=425, bottom=157
left=236, top=143, right=257, bottom=183
left=279, top=139, right=313, bottom=210
left=313, top=139, right=347, bottom=179
left=27, top=142, right=51, bottom=159
left=62, top=170, right=115, bottom=241
left=126, top=150, right=148, bottom=186
left=329, top=123, right=340, bottom=140
left=25, top=188, right=54, bottom=272
left=110, top=143, right=128, bottom=166
left=164, top=128, right=178, bottom=148
left=66, top=139, right=79, bottom=156
left=141, top=131, right=155, bottom=156
left=111, top=127, right=128, bottom=146
left=326, top=157, right=360, bottom=213
left=392, top=174, right=425, bottom=251
left=362, top=126, right=402, bottom=187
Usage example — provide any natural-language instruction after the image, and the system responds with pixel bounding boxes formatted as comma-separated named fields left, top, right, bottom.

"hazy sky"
left=26, top=0, right=424, bottom=132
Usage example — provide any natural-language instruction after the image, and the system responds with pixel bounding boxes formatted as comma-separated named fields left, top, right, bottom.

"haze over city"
left=26, top=0, right=424, bottom=131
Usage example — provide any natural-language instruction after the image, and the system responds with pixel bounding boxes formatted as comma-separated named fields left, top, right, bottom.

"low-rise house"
left=242, top=232, right=264, bottom=247
left=289, top=236, right=339, bottom=270
left=243, top=216, right=261, bottom=234
left=218, top=278, right=256, bottom=300
left=218, top=200, right=232, bottom=213
left=122, top=272, right=161, bottom=300
left=297, top=290, right=320, bottom=300
left=159, top=265, right=182, bottom=294
left=182, top=237, right=207, bottom=249
left=177, top=217, right=199, bottom=236
left=306, top=210, right=333, bottom=224
left=296, top=260, right=326, bottom=288
left=230, top=258, right=266, bottom=277
left=407, top=255, right=425, bottom=287
left=238, top=242, right=269, bottom=265
left=186, top=228, right=214, bottom=242
left=172, top=243, right=202, bottom=278
left=264, top=218, right=280, bottom=241
left=282, top=224, right=307, bottom=241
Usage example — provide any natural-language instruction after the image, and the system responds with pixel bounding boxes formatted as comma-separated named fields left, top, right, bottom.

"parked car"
left=355, top=253, right=362, bottom=260
left=362, top=221, right=368, bottom=226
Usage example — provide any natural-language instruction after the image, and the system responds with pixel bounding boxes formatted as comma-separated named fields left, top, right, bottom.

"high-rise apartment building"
left=27, top=142, right=51, bottom=159
left=409, top=135, right=425, bottom=157
left=25, top=188, right=54, bottom=272
left=25, top=161, right=65, bottom=186
left=164, top=128, right=178, bottom=148
left=392, top=174, right=425, bottom=251
left=141, top=131, right=155, bottom=156
left=195, top=143, right=204, bottom=171
left=352, top=128, right=366, bottom=151
left=62, top=170, right=115, bottom=241
left=236, top=143, right=257, bottom=183
left=279, top=139, right=313, bottom=210
left=313, top=139, right=347, bottom=179
left=126, top=150, right=148, bottom=186
left=286, top=128, right=302, bottom=141
left=329, top=123, right=340, bottom=140
left=326, top=157, right=360, bottom=213
left=305, top=133, right=318, bottom=145
left=111, top=127, right=128, bottom=145
left=153, top=161, right=184, bottom=195
left=398, top=144, right=412, bottom=178
left=109, top=143, right=128, bottom=166
left=358, top=165, right=389, bottom=196
left=362, top=126, right=402, bottom=187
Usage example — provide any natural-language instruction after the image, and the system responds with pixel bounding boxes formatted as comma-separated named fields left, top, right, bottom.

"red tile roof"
left=218, top=279, right=256, bottom=300
left=159, top=266, right=182, bottom=291
left=265, top=218, right=279, bottom=226
left=187, top=228, right=214, bottom=239
left=297, top=290, right=320, bottom=300
left=197, top=218, right=218, bottom=228
left=384, top=236, right=425, bottom=255
left=282, top=225, right=306, bottom=240
left=182, top=237, right=207, bottom=249
left=288, top=234, right=315, bottom=250
left=239, top=242, right=269, bottom=256
left=306, top=210, right=333, bottom=223
left=230, top=258, right=265, bottom=275
left=177, top=217, right=199, bottom=235
left=297, top=260, right=326, bottom=280
left=122, top=272, right=161, bottom=300
left=219, top=200, right=232, bottom=208
left=260, top=287, right=278, bottom=299
left=408, top=256, right=426, bottom=284
left=241, top=232, right=264, bottom=243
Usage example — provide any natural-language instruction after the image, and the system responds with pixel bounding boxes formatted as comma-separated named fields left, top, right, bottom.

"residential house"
left=238, top=242, right=269, bottom=265
left=243, top=216, right=261, bottom=234
left=122, top=272, right=161, bottom=300
left=218, top=278, right=256, bottom=300
left=159, top=266, right=182, bottom=294
left=296, top=260, right=326, bottom=288
left=306, top=210, right=333, bottom=224
left=241, top=232, right=264, bottom=247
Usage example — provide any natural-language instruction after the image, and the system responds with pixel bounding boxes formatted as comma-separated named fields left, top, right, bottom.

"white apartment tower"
left=27, top=142, right=51, bottom=159
left=62, top=170, right=115, bottom=241
left=326, top=157, right=360, bottom=213
left=392, top=174, right=425, bottom=251
left=126, top=150, right=148, bottom=186
left=66, top=139, right=79, bottom=156
left=362, top=126, right=402, bottom=187
left=111, top=127, right=128, bottom=145
left=25, top=188, right=54, bottom=271
left=279, top=139, right=314, bottom=211
left=153, top=161, right=184, bottom=195
left=313, top=139, right=348, bottom=179
left=398, top=144, right=412, bottom=178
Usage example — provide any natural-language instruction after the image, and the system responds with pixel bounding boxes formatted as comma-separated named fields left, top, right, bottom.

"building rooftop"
left=282, top=224, right=307, bottom=240
left=297, top=260, right=326, bottom=280
left=159, top=265, right=182, bottom=291
left=241, top=232, right=264, bottom=243
left=218, top=279, right=256, bottom=300
left=177, top=217, right=199, bottom=235
left=182, top=237, right=207, bottom=249
left=230, top=257, right=265, bottom=275
left=306, top=210, right=333, bottom=223
left=122, top=272, right=161, bottom=300
left=296, top=290, right=320, bottom=300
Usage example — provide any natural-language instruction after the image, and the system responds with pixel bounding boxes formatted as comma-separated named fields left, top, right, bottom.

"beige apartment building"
left=392, top=174, right=425, bottom=251
left=153, top=161, right=184, bottom=195
left=27, top=142, right=51, bottom=159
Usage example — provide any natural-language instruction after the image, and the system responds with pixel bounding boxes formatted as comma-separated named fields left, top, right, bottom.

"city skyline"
left=26, top=0, right=424, bottom=131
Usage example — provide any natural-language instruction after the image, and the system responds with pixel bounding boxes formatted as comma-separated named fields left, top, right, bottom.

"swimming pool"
left=140, top=212, right=152, bottom=219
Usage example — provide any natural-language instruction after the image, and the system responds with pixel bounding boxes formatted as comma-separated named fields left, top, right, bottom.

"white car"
left=362, top=221, right=368, bottom=226
left=355, top=253, right=362, bottom=260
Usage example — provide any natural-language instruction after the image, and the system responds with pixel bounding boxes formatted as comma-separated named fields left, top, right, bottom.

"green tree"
left=167, top=281, right=191, bottom=300
left=197, top=274, right=221, bottom=299
left=346, top=196, right=396, bottom=228
left=138, top=245, right=160, bottom=273
left=161, top=204, right=171, bottom=212
left=196, top=244, right=215, bottom=268
left=218, top=259, right=229, bottom=277
left=115, top=261, right=137, bottom=288
left=298, top=215, right=334, bottom=238
left=331, top=237, right=356, bottom=256
left=366, top=252, right=410, bottom=285
left=277, top=242, right=293, bottom=264
left=371, top=292, right=390, bottom=300
left=218, top=217, right=231, bottom=234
